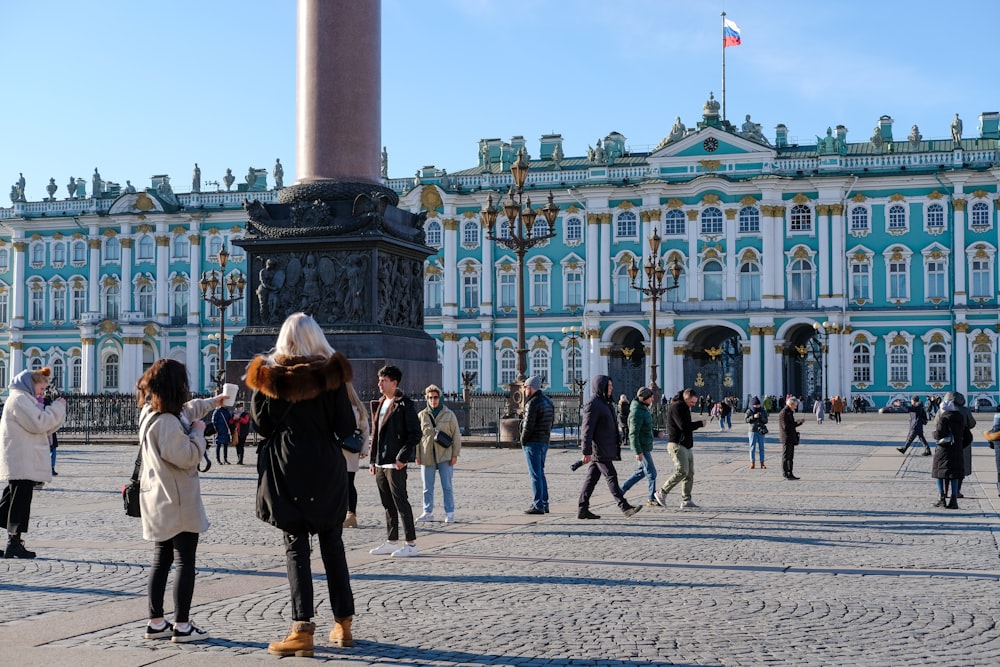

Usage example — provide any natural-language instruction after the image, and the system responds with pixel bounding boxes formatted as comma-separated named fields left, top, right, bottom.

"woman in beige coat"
left=342, top=381, right=370, bottom=528
left=416, top=384, right=462, bottom=523
left=136, top=359, right=224, bottom=643
left=0, top=367, right=66, bottom=559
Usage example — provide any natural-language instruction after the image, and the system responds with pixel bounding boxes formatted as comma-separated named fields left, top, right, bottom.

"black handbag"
left=123, top=412, right=160, bottom=517
left=434, top=430, right=453, bottom=448
left=339, top=430, right=364, bottom=454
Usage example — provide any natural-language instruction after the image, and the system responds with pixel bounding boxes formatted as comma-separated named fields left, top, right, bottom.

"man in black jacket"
left=577, top=375, right=642, bottom=520
left=369, top=365, right=421, bottom=558
left=895, top=395, right=931, bottom=456
left=520, top=375, right=554, bottom=514
left=778, top=396, right=805, bottom=480
left=654, top=388, right=705, bottom=509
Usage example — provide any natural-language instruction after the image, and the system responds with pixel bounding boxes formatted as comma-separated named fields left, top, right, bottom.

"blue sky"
left=3, top=0, right=998, bottom=201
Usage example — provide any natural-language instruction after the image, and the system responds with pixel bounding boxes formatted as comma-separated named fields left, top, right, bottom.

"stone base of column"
left=277, top=179, right=398, bottom=206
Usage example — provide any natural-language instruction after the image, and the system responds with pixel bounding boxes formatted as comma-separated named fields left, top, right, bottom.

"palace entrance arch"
left=781, top=323, right=823, bottom=405
left=607, top=326, right=645, bottom=402
left=680, top=326, right=744, bottom=405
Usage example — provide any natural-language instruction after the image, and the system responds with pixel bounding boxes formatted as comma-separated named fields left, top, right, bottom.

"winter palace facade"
left=3, top=97, right=1000, bottom=408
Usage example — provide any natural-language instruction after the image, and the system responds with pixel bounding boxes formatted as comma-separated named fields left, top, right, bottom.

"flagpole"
left=721, top=11, right=727, bottom=122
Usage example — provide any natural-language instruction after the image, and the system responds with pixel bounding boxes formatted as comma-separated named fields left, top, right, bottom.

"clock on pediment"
left=703, top=137, right=719, bottom=152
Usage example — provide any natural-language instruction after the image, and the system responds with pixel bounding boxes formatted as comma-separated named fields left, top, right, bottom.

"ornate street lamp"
left=199, top=244, right=246, bottom=392
left=629, top=228, right=683, bottom=399
left=481, top=146, right=560, bottom=395
left=561, top=325, right=588, bottom=406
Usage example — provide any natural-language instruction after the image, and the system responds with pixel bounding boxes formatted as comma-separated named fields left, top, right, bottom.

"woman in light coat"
left=136, top=358, right=223, bottom=643
left=342, top=381, right=370, bottom=528
left=0, top=368, right=66, bottom=559
left=416, top=384, right=462, bottom=523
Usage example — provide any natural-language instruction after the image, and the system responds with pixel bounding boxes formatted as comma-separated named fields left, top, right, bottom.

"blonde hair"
left=273, top=312, right=334, bottom=359
left=424, top=384, right=442, bottom=397
left=30, top=367, right=52, bottom=385
left=345, top=381, right=368, bottom=424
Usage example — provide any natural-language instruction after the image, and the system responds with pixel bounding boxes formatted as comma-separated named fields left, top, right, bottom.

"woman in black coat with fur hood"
left=930, top=391, right=973, bottom=510
left=245, top=313, right=358, bottom=657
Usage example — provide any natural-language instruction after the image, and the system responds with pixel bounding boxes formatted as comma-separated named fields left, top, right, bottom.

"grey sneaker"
left=654, top=489, right=669, bottom=507
left=680, top=499, right=698, bottom=509
left=622, top=504, right=642, bottom=518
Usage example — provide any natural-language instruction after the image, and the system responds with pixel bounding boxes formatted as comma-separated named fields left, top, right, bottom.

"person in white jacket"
left=0, top=367, right=66, bottom=559
left=136, top=359, right=225, bottom=643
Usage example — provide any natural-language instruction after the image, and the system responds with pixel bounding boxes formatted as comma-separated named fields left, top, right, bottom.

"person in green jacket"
left=620, top=387, right=659, bottom=507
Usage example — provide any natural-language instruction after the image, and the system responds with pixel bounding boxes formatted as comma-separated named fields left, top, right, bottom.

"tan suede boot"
left=329, top=616, right=353, bottom=647
left=344, top=512, right=358, bottom=528
left=268, top=621, right=316, bottom=657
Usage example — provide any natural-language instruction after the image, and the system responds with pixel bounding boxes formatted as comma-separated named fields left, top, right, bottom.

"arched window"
left=973, top=343, right=993, bottom=385
left=926, top=203, right=944, bottom=229
left=104, top=237, right=121, bottom=262
left=72, top=240, right=87, bottom=263
left=531, top=219, right=550, bottom=239
left=700, top=207, right=723, bottom=235
left=529, top=348, right=549, bottom=383
left=173, top=234, right=190, bottom=260
left=499, top=348, right=516, bottom=387
left=703, top=260, right=723, bottom=300
left=71, top=358, right=82, bottom=391
left=852, top=344, right=871, bottom=384
left=0, top=248, right=8, bottom=270
left=172, top=282, right=188, bottom=320
left=0, top=361, right=7, bottom=389
left=566, top=347, right=582, bottom=384
left=851, top=260, right=871, bottom=301
left=137, top=283, right=154, bottom=318
left=850, top=207, right=869, bottom=232
left=462, top=350, right=480, bottom=388
left=207, top=235, right=223, bottom=258
left=31, top=243, right=45, bottom=264
left=614, top=264, right=640, bottom=305
left=616, top=210, right=637, bottom=238
left=104, top=284, right=120, bottom=319
left=789, top=204, right=812, bottom=232
left=51, top=358, right=65, bottom=392
left=971, top=201, right=990, bottom=227
left=663, top=209, right=685, bottom=235
left=498, top=270, right=516, bottom=309
left=789, top=258, right=813, bottom=301
left=424, top=273, right=442, bottom=310
left=565, top=216, right=583, bottom=242
left=103, top=353, right=120, bottom=392
left=739, top=261, right=760, bottom=301
left=928, top=343, right=947, bottom=384
left=889, top=345, right=909, bottom=384
left=426, top=220, right=442, bottom=246
left=462, top=220, right=479, bottom=246
left=53, top=242, right=66, bottom=264
left=887, top=204, right=907, bottom=231
left=137, top=235, right=155, bottom=261
left=738, top=207, right=760, bottom=233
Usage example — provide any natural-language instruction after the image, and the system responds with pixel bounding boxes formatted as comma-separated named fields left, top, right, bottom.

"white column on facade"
left=480, top=230, right=493, bottom=318
left=442, top=217, right=458, bottom=317
left=8, top=340, right=24, bottom=379
left=830, top=204, right=846, bottom=299
left=953, top=199, right=968, bottom=305
left=185, top=328, right=201, bottom=388
left=662, top=326, right=678, bottom=394
left=188, top=232, right=202, bottom=325
left=771, top=206, right=786, bottom=308
left=585, top=214, right=601, bottom=311
left=763, top=326, right=778, bottom=396
left=155, top=229, right=170, bottom=322
left=759, top=206, right=777, bottom=307
left=442, top=332, right=458, bottom=393
left=827, top=329, right=844, bottom=399
left=121, top=326, right=144, bottom=392
left=119, top=225, right=133, bottom=313
left=479, top=332, right=494, bottom=392
left=598, top=213, right=611, bottom=312
left=724, top=208, right=738, bottom=300
left=686, top=210, right=699, bottom=301
left=746, top=326, right=763, bottom=400
left=955, top=324, right=969, bottom=396
left=88, top=234, right=101, bottom=314
left=80, top=329, right=96, bottom=393
left=10, top=240, right=26, bottom=328
left=816, top=204, right=831, bottom=300
left=586, top=329, right=601, bottom=382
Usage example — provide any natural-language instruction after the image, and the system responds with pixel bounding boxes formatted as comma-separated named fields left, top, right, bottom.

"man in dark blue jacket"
left=654, top=388, right=705, bottom=509
left=520, top=375, right=554, bottom=514
left=212, top=405, right=232, bottom=464
left=577, top=375, right=642, bottom=520
left=895, top=395, right=931, bottom=456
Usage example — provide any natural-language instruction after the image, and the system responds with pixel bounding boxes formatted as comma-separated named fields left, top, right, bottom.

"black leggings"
left=148, top=531, right=200, bottom=623
left=347, top=471, right=357, bottom=513
left=284, top=528, right=355, bottom=621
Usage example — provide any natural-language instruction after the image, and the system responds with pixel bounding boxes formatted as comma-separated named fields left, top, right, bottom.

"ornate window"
left=850, top=207, right=869, bottom=233
left=173, top=234, right=190, bottom=260
left=614, top=263, right=640, bottom=305
left=461, top=271, right=479, bottom=312
left=925, top=258, right=947, bottom=300
left=789, top=204, right=812, bottom=232
left=851, top=261, right=870, bottom=302
left=31, top=242, right=45, bottom=265
left=462, top=220, right=479, bottom=247
left=889, top=344, right=909, bottom=384
left=738, top=207, right=760, bottom=233
left=615, top=210, right=638, bottom=239
left=973, top=342, right=993, bottom=385
left=498, top=270, right=516, bottom=309
left=529, top=348, right=550, bottom=384
left=53, top=242, right=66, bottom=265
left=71, top=284, right=86, bottom=320
left=566, top=347, right=582, bottom=384
left=426, top=220, right=442, bottom=246
left=137, top=235, right=155, bottom=261
left=72, top=240, right=87, bottom=263
left=884, top=247, right=912, bottom=302
left=0, top=289, right=7, bottom=324
left=887, top=204, right=907, bottom=232
left=531, top=219, right=550, bottom=240
left=0, top=248, right=8, bottom=270
left=968, top=245, right=995, bottom=300
left=51, top=358, right=65, bottom=392
left=530, top=267, right=550, bottom=310
left=424, top=273, right=442, bottom=310
left=852, top=343, right=872, bottom=385
left=739, top=260, right=760, bottom=301
left=104, top=236, right=121, bottom=263
left=565, top=270, right=583, bottom=308
left=103, top=352, right=120, bottom=392
left=702, top=259, right=723, bottom=300
left=496, top=217, right=511, bottom=240
left=137, top=283, right=154, bottom=318
left=52, top=284, right=66, bottom=322
left=927, top=342, right=948, bottom=384
left=462, top=349, right=480, bottom=388
left=700, top=207, right=723, bottom=235
left=970, top=201, right=990, bottom=229
left=499, top=348, right=516, bottom=387
left=71, top=358, right=82, bottom=391
left=104, top=283, right=121, bottom=320
left=172, top=282, right=188, bottom=320
left=30, top=286, right=44, bottom=322
left=788, top=258, right=813, bottom=301
left=925, top=203, right=945, bottom=230
left=663, top=209, right=685, bottom=235
left=206, top=235, right=223, bottom=258
left=564, top=216, right=583, bottom=243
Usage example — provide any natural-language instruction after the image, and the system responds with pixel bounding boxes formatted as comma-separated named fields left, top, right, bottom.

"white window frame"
left=700, top=207, right=723, bottom=236
left=924, top=202, right=946, bottom=233
left=426, top=220, right=442, bottom=246
left=885, top=203, right=909, bottom=234
left=738, top=260, right=761, bottom=301
left=136, top=235, right=155, bottom=262
left=967, top=244, right=996, bottom=301
left=564, top=216, right=583, bottom=244
left=498, top=347, right=516, bottom=387
left=738, top=206, right=760, bottom=234
left=460, top=262, right=481, bottom=312
left=614, top=210, right=638, bottom=240
left=103, top=236, right=121, bottom=263
left=921, top=246, right=950, bottom=303
left=883, top=332, right=913, bottom=386
left=788, top=204, right=813, bottom=233
left=852, top=342, right=872, bottom=385
left=883, top=246, right=912, bottom=303
left=972, top=338, right=995, bottom=386
left=701, top=258, right=724, bottom=301
left=529, top=258, right=552, bottom=311
left=663, top=209, right=685, bottom=236
left=850, top=206, right=870, bottom=234
left=969, top=199, right=992, bottom=231
left=461, top=220, right=480, bottom=248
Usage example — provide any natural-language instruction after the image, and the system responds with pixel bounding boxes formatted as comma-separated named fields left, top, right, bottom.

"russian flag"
left=723, top=18, right=742, bottom=48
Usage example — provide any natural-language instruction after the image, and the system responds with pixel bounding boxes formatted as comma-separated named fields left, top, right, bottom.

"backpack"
left=203, top=420, right=217, bottom=438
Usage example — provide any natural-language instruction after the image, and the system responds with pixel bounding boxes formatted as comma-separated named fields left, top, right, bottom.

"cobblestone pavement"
left=1, top=414, right=998, bottom=666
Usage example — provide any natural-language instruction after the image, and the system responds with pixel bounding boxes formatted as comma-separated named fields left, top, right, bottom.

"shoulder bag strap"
left=132, top=412, right=161, bottom=482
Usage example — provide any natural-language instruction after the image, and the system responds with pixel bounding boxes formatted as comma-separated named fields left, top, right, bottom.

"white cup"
left=222, top=383, right=239, bottom=406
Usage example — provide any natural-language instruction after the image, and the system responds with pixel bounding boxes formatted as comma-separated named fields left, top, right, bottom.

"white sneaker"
left=444, top=512, right=454, bottom=523
left=416, top=512, right=434, bottom=522
left=390, top=543, right=418, bottom=558
left=369, top=541, right=398, bottom=555
left=654, top=489, right=669, bottom=507
left=680, top=499, right=698, bottom=509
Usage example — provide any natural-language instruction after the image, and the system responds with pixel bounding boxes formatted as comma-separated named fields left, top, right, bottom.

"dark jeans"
left=0, top=480, right=34, bottom=534
left=216, top=439, right=231, bottom=462
left=235, top=438, right=247, bottom=464
left=347, top=471, right=358, bottom=513
left=903, top=429, right=929, bottom=449
left=148, top=531, right=199, bottom=623
left=578, top=460, right=629, bottom=510
left=374, top=466, right=415, bottom=542
left=284, top=527, right=355, bottom=621
left=782, top=442, right=796, bottom=476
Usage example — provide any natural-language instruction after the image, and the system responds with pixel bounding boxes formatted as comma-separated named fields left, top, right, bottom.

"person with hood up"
left=930, top=391, right=974, bottom=509
left=654, top=388, right=706, bottom=509
left=577, top=375, right=642, bottom=520
left=0, top=368, right=66, bottom=558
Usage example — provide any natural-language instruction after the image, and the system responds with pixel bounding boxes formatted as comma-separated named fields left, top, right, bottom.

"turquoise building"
left=387, top=96, right=1000, bottom=409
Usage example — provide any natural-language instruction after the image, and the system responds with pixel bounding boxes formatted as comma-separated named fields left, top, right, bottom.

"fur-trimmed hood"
left=245, top=352, right=353, bottom=403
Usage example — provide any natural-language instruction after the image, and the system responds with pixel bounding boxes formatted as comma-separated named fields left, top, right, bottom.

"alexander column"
left=232, top=0, right=440, bottom=391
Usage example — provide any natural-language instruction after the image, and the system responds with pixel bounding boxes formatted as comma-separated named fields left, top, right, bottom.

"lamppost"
left=628, top=228, right=683, bottom=400
left=811, top=321, right=830, bottom=402
left=561, top=325, right=587, bottom=407
left=199, top=244, right=246, bottom=392
left=481, top=146, right=560, bottom=389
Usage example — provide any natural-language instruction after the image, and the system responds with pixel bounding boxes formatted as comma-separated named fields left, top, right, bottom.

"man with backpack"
left=895, top=395, right=931, bottom=456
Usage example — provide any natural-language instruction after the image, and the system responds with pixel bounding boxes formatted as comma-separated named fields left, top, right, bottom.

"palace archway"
left=607, top=326, right=645, bottom=401
left=680, top=325, right=744, bottom=405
